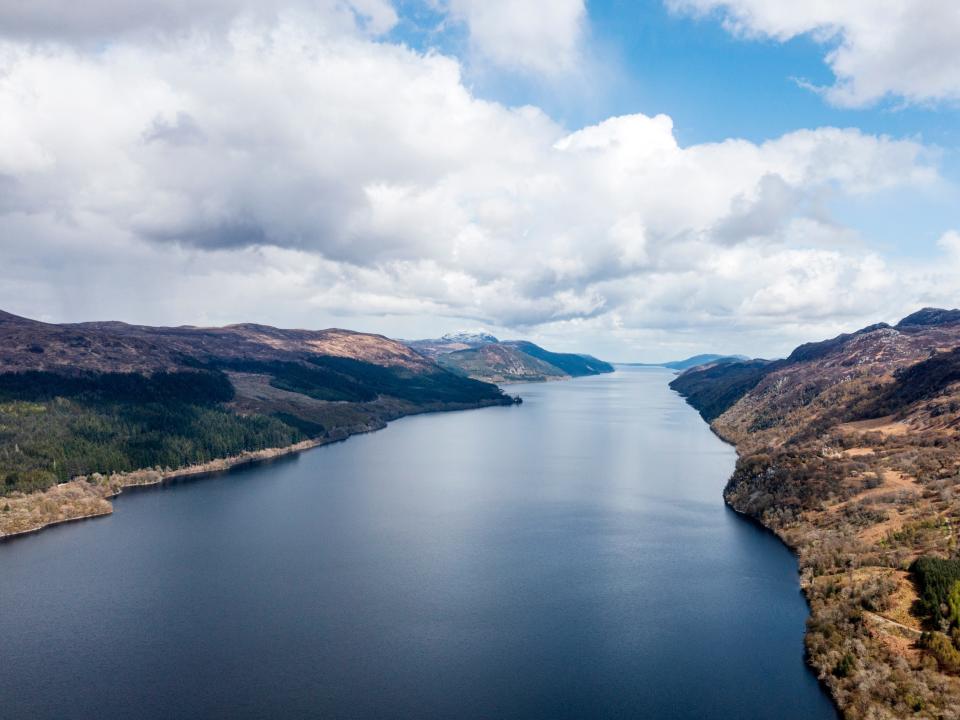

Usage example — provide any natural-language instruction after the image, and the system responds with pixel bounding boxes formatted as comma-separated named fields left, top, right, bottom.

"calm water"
left=0, top=368, right=836, bottom=719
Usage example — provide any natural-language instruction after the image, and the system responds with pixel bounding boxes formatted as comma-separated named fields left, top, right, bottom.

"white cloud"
left=0, top=8, right=950, bottom=359
left=443, top=0, right=586, bottom=76
left=938, top=230, right=960, bottom=257
left=668, top=0, right=960, bottom=107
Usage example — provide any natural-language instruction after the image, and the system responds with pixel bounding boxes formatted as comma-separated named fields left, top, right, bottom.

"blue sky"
left=392, top=0, right=960, bottom=263
left=393, top=1, right=958, bottom=144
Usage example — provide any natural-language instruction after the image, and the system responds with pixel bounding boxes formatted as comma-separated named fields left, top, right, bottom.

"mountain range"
left=406, top=331, right=614, bottom=383
left=670, top=308, right=960, bottom=717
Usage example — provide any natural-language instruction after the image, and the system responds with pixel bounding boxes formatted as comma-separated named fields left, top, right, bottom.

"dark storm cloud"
left=143, top=219, right=269, bottom=249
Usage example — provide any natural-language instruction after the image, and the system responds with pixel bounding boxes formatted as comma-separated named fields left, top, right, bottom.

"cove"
left=0, top=367, right=836, bottom=719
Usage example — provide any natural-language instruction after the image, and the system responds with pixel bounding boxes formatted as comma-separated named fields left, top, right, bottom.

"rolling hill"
left=407, top=331, right=613, bottom=383
left=670, top=308, right=960, bottom=718
left=0, top=311, right=515, bottom=537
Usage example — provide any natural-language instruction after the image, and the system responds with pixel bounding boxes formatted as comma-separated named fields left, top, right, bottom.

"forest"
left=0, top=369, right=302, bottom=495
left=210, top=356, right=508, bottom=405
left=0, top=357, right=511, bottom=497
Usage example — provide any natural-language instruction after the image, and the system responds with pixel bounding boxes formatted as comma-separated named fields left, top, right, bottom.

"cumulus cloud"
left=0, top=6, right=950, bottom=358
left=668, top=0, right=960, bottom=107
left=442, top=0, right=586, bottom=76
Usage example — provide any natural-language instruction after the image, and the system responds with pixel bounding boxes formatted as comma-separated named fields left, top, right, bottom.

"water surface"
left=0, top=367, right=836, bottom=719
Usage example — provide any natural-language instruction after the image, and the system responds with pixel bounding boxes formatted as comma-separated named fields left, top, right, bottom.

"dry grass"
left=838, top=416, right=912, bottom=436
left=883, top=570, right=923, bottom=631
left=0, top=438, right=328, bottom=539
left=703, top=325, right=960, bottom=718
left=0, top=480, right=114, bottom=537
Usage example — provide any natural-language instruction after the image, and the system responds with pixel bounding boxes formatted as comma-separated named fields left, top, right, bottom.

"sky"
left=1, top=0, right=959, bottom=362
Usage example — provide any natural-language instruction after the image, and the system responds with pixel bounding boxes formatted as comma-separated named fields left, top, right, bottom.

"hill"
left=0, top=311, right=514, bottom=537
left=405, top=331, right=500, bottom=360
left=670, top=308, right=960, bottom=718
left=437, top=343, right=567, bottom=383
left=628, top=353, right=749, bottom=371
left=407, top=332, right=613, bottom=383
left=669, top=359, right=774, bottom=421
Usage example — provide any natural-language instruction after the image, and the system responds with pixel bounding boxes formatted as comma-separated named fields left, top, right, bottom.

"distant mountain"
left=628, top=353, right=748, bottom=371
left=501, top=341, right=614, bottom=377
left=440, top=330, right=500, bottom=345
left=438, top=344, right=567, bottom=383
left=405, top=330, right=499, bottom=359
left=406, top=331, right=613, bottom=383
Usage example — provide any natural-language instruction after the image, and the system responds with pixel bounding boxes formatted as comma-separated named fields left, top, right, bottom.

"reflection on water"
left=0, top=367, right=836, bottom=719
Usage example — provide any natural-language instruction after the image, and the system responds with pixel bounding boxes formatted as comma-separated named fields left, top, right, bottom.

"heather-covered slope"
left=669, top=358, right=774, bottom=422
left=500, top=341, right=613, bottom=377
left=671, top=308, right=960, bottom=719
left=408, top=331, right=613, bottom=383
left=0, top=310, right=442, bottom=374
left=438, top=343, right=568, bottom=383
left=0, top=311, right=513, bottom=537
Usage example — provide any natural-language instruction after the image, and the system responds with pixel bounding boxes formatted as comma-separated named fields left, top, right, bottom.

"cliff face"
left=671, top=309, right=960, bottom=719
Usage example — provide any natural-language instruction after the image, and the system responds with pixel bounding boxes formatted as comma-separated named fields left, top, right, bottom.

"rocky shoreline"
left=709, top=428, right=843, bottom=717
left=677, top=403, right=960, bottom=717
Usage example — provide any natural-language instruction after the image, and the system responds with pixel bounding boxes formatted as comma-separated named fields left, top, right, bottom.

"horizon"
left=3, top=303, right=952, bottom=365
left=2, top=1, right=958, bottom=362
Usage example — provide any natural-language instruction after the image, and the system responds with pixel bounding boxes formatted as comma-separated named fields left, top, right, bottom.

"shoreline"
left=0, top=398, right=511, bottom=542
left=0, top=438, right=332, bottom=542
left=720, top=496, right=840, bottom=711
left=688, top=395, right=843, bottom=718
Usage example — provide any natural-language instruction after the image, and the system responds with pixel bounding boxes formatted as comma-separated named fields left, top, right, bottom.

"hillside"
left=406, top=331, right=500, bottom=360
left=629, top=353, right=749, bottom=371
left=671, top=309, right=960, bottom=719
left=407, top=332, right=613, bottom=383
left=670, top=358, right=775, bottom=421
left=0, top=311, right=514, bottom=537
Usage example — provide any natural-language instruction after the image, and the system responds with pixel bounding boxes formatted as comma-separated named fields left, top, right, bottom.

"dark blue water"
left=0, top=368, right=835, bottom=719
